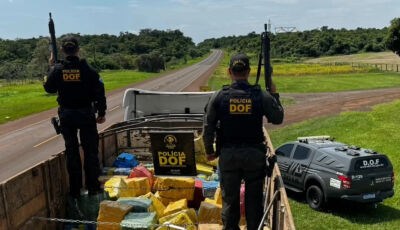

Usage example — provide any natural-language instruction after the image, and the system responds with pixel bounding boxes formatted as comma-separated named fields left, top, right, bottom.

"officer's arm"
left=94, top=73, right=107, bottom=117
left=202, top=92, right=219, bottom=155
left=43, top=65, right=58, bottom=93
left=262, top=91, right=284, bottom=124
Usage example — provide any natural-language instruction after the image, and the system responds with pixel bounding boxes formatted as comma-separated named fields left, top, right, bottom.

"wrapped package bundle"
left=113, top=153, right=139, bottom=168
left=104, top=176, right=126, bottom=200
left=129, top=166, right=154, bottom=187
left=118, top=177, right=151, bottom=198
left=120, top=212, right=157, bottom=230
left=198, top=200, right=222, bottom=225
left=159, top=208, right=198, bottom=225
left=153, top=177, right=195, bottom=201
left=117, top=197, right=153, bottom=212
left=140, top=192, right=166, bottom=219
left=156, top=212, right=196, bottom=230
left=196, top=163, right=214, bottom=176
left=154, top=191, right=180, bottom=206
left=188, top=179, right=205, bottom=209
left=201, top=180, right=219, bottom=198
left=163, top=199, right=188, bottom=217
left=97, top=200, right=133, bottom=230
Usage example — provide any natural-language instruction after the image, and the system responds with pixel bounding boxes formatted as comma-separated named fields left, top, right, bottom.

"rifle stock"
left=48, top=12, right=58, bottom=63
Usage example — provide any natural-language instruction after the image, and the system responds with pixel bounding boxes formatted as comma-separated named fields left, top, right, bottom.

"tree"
left=27, top=38, right=50, bottom=78
left=385, top=18, right=400, bottom=56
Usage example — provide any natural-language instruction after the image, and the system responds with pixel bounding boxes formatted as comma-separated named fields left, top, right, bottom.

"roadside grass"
left=0, top=54, right=208, bottom=124
left=305, top=51, right=400, bottom=65
left=209, top=72, right=400, bottom=93
left=268, top=100, right=400, bottom=230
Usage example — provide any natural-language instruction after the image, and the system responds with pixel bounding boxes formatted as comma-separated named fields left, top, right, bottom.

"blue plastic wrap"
left=113, top=153, right=139, bottom=168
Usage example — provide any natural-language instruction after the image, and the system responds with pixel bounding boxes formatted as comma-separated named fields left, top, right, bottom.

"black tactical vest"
left=216, top=82, right=264, bottom=144
left=56, top=57, right=96, bottom=109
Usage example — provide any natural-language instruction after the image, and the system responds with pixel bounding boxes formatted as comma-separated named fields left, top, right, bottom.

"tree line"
left=0, top=29, right=208, bottom=81
left=198, top=27, right=392, bottom=59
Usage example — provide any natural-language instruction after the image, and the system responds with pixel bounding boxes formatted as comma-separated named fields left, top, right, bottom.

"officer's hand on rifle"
left=96, top=116, right=106, bottom=124
left=48, top=52, right=54, bottom=65
left=206, top=153, right=217, bottom=161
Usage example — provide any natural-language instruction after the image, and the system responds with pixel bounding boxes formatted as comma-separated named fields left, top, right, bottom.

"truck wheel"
left=306, top=185, right=325, bottom=211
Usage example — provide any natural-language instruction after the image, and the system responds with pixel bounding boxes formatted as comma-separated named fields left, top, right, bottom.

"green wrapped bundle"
left=121, top=212, right=157, bottom=230
left=117, top=197, right=153, bottom=212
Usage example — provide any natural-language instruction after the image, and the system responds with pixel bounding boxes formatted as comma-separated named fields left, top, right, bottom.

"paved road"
left=0, top=50, right=223, bottom=182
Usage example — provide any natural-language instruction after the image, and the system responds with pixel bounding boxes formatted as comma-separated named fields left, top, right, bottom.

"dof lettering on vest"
left=62, top=69, right=81, bottom=81
left=229, top=98, right=252, bottom=114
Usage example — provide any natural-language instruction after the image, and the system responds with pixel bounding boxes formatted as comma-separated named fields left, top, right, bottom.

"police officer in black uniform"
left=44, top=37, right=107, bottom=198
left=203, top=54, right=283, bottom=230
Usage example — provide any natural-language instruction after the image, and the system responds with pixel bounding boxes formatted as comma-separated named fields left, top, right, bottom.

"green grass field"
left=305, top=51, right=400, bottom=65
left=0, top=54, right=208, bottom=124
left=269, top=100, right=400, bottom=230
left=209, top=72, right=400, bottom=93
left=208, top=52, right=400, bottom=93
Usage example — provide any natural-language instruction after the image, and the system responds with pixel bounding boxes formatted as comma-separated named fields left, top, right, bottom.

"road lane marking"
left=108, top=105, right=120, bottom=112
left=0, top=118, right=51, bottom=139
left=34, top=134, right=61, bottom=148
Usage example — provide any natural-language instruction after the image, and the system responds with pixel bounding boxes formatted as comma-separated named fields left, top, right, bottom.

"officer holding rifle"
left=203, top=53, right=283, bottom=230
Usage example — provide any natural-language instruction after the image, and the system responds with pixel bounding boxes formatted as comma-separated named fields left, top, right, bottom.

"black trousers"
left=219, top=144, right=267, bottom=230
left=59, top=108, right=101, bottom=197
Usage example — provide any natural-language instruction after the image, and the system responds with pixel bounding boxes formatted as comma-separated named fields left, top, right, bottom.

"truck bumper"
left=341, top=189, right=394, bottom=203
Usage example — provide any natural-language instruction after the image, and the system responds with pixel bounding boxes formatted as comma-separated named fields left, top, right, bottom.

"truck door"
left=287, top=145, right=313, bottom=189
left=276, top=144, right=295, bottom=184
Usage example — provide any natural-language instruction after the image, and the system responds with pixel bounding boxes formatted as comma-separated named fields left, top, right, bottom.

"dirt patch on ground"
left=266, top=87, right=400, bottom=130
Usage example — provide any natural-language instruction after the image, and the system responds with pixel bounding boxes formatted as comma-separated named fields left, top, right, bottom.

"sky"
left=0, top=0, right=399, bottom=43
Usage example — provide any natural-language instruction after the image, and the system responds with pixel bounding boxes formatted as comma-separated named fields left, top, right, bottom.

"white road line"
left=108, top=105, right=120, bottom=112
left=0, top=118, right=51, bottom=138
left=34, top=134, right=61, bottom=148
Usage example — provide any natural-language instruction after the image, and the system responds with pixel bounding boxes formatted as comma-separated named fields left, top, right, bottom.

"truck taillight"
left=392, top=172, right=395, bottom=184
left=338, top=175, right=351, bottom=189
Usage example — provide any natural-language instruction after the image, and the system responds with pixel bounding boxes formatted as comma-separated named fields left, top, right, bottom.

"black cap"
left=229, top=53, right=250, bottom=72
left=61, top=36, right=79, bottom=53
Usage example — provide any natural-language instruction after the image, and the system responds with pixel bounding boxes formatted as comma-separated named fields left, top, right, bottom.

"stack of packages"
left=95, top=135, right=247, bottom=230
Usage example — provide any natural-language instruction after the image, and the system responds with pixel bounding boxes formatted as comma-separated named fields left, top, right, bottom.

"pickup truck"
left=0, top=89, right=295, bottom=230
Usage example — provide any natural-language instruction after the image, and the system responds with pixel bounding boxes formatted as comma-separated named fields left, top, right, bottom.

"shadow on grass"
left=286, top=189, right=400, bottom=225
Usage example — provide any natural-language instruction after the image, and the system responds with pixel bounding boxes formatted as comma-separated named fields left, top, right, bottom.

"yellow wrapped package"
left=198, top=224, right=223, bottom=230
left=163, top=199, right=188, bottom=216
left=97, top=200, right=133, bottom=230
left=154, top=192, right=177, bottom=206
left=159, top=208, right=198, bottom=225
left=156, top=212, right=196, bottom=230
left=140, top=192, right=166, bottom=219
left=154, top=177, right=195, bottom=201
left=214, top=187, right=222, bottom=205
left=198, top=200, right=222, bottom=224
left=104, top=176, right=126, bottom=200
left=118, top=177, right=151, bottom=198
left=194, top=136, right=219, bottom=167
left=196, top=163, right=214, bottom=176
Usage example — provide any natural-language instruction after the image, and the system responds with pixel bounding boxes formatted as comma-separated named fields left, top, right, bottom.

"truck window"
left=276, top=144, right=294, bottom=158
left=293, top=145, right=310, bottom=160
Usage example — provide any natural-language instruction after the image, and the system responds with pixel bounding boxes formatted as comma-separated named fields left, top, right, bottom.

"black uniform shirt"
left=44, top=56, right=107, bottom=116
left=203, top=80, right=284, bottom=155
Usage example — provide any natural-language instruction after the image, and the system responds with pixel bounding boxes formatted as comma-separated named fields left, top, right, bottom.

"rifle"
left=48, top=13, right=61, bottom=134
left=255, top=24, right=272, bottom=92
left=48, top=12, right=58, bottom=63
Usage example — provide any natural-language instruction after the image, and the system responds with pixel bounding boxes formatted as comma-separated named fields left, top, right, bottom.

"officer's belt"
left=222, top=141, right=264, bottom=147
left=59, top=107, right=93, bottom=112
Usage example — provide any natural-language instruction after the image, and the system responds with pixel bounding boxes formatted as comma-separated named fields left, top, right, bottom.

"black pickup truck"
left=275, top=136, right=394, bottom=210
